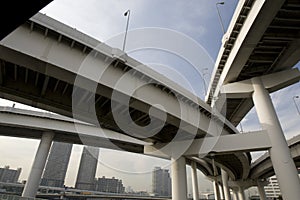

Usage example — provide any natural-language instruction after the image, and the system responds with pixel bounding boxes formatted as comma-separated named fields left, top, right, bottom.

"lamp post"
left=123, top=9, right=130, bottom=52
left=202, top=68, right=208, bottom=96
left=216, top=2, right=225, bottom=34
left=239, top=122, right=244, bottom=133
left=293, top=96, right=300, bottom=115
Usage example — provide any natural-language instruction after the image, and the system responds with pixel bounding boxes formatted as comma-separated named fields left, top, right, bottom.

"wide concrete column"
left=257, top=181, right=266, bottom=200
left=237, top=186, right=245, bottom=200
left=171, top=157, right=187, bottom=200
left=252, top=77, right=300, bottom=200
left=221, top=169, right=231, bottom=200
left=191, top=161, right=199, bottom=200
left=22, top=132, right=54, bottom=198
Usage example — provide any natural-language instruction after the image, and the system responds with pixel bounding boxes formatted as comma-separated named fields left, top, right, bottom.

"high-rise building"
left=152, top=167, right=171, bottom=196
left=40, top=142, right=72, bottom=188
left=0, top=166, right=21, bottom=183
left=265, top=169, right=300, bottom=199
left=94, top=176, right=125, bottom=193
left=265, top=176, right=281, bottom=199
left=75, top=146, right=99, bottom=191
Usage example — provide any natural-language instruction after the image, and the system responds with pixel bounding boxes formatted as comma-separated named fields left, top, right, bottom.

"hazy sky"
left=0, top=0, right=300, bottom=195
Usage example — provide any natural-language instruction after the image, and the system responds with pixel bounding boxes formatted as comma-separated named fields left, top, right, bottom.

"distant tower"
left=75, top=146, right=99, bottom=190
left=41, top=142, right=72, bottom=187
left=152, top=167, right=171, bottom=196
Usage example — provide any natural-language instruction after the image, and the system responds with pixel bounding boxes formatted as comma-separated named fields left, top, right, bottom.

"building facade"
left=75, top=146, right=99, bottom=190
left=152, top=167, right=171, bottom=196
left=265, top=169, right=300, bottom=199
left=265, top=176, right=281, bottom=199
left=40, top=142, right=73, bottom=188
left=0, top=166, right=21, bottom=183
left=94, top=176, right=125, bottom=193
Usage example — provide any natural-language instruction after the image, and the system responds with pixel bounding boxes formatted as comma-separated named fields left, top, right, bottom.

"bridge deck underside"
left=225, top=0, right=300, bottom=125
left=0, top=59, right=190, bottom=143
left=212, top=154, right=247, bottom=180
left=0, top=14, right=251, bottom=180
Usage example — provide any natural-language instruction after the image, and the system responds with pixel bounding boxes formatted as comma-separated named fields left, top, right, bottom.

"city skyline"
left=0, top=0, right=300, bottom=194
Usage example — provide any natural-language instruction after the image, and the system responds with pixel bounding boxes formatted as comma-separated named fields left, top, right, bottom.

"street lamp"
left=216, top=2, right=225, bottom=34
left=123, top=9, right=131, bottom=52
left=202, top=68, right=208, bottom=96
left=239, top=122, right=244, bottom=133
left=293, top=96, right=300, bottom=115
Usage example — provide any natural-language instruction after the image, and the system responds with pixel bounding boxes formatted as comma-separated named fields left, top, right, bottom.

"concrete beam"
left=0, top=107, right=147, bottom=153
left=221, top=68, right=300, bottom=98
left=228, top=179, right=268, bottom=190
left=144, top=131, right=271, bottom=158
left=228, top=179, right=257, bottom=189
left=221, top=79, right=253, bottom=98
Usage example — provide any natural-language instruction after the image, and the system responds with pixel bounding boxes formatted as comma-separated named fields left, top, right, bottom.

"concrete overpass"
left=206, top=0, right=300, bottom=199
left=222, top=135, right=300, bottom=200
left=251, top=134, right=300, bottom=179
left=2, top=106, right=300, bottom=200
left=207, top=0, right=300, bottom=115
left=0, top=13, right=241, bottom=144
left=0, top=106, right=147, bottom=154
left=0, top=106, right=253, bottom=193
left=0, top=0, right=300, bottom=200
left=0, top=9, right=252, bottom=198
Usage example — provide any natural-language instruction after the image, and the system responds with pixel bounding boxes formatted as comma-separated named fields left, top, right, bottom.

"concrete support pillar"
left=191, top=161, right=199, bottom=200
left=213, top=180, right=221, bottom=200
left=257, top=181, right=267, bottom=200
left=252, top=77, right=300, bottom=200
left=232, top=189, right=239, bottom=200
left=237, top=186, right=245, bottom=200
left=219, top=184, right=225, bottom=200
left=22, top=132, right=54, bottom=198
left=221, top=169, right=231, bottom=200
left=212, top=157, right=221, bottom=200
left=171, top=157, right=187, bottom=200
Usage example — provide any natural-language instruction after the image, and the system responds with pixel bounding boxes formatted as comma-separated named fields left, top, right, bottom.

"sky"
left=0, top=0, right=300, bottom=195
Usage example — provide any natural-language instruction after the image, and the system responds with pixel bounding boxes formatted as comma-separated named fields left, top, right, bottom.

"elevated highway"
left=251, top=134, right=300, bottom=179
left=0, top=106, right=146, bottom=154
left=206, top=0, right=300, bottom=199
left=0, top=106, right=248, bottom=184
left=206, top=0, right=300, bottom=125
left=1, top=0, right=300, bottom=199
left=0, top=13, right=251, bottom=200
left=0, top=13, right=238, bottom=144
left=2, top=105, right=300, bottom=199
